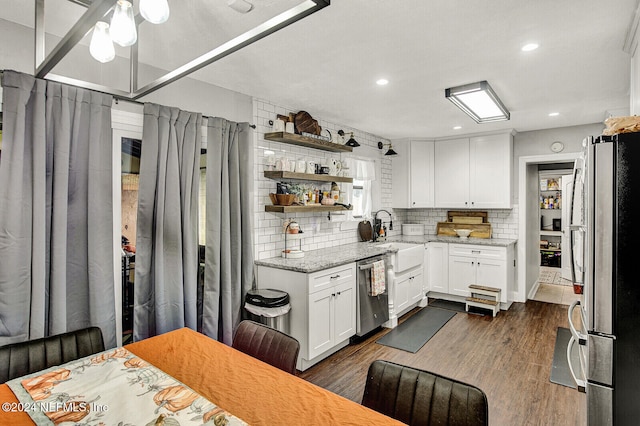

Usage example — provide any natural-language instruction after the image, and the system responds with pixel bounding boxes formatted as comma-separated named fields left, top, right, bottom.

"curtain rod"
left=0, top=70, right=255, bottom=129
left=113, top=97, right=256, bottom=128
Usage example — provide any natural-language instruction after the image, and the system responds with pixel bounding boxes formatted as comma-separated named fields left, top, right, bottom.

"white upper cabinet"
left=392, top=140, right=435, bottom=208
left=434, top=132, right=513, bottom=208
left=469, top=134, right=513, bottom=208
left=434, top=138, right=470, bottom=208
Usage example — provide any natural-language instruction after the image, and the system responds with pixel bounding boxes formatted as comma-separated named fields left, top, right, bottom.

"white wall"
left=513, top=123, right=604, bottom=202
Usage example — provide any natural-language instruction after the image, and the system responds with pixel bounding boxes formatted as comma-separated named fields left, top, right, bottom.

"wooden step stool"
left=465, top=285, right=501, bottom=317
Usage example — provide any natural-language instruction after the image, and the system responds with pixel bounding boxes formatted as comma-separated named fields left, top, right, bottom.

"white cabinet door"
left=476, top=259, right=507, bottom=303
left=308, top=287, right=333, bottom=359
left=410, top=141, right=435, bottom=208
left=333, top=281, right=356, bottom=343
left=434, top=138, right=470, bottom=208
left=395, top=274, right=410, bottom=314
left=427, top=242, right=449, bottom=293
left=409, top=269, right=424, bottom=304
left=448, top=255, right=475, bottom=297
left=469, top=134, right=513, bottom=208
left=392, top=140, right=434, bottom=208
left=391, top=140, right=411, bottom=208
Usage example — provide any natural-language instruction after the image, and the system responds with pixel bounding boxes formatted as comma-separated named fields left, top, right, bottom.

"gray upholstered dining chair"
left=232, top=320, right=300, bottom=375
left=0, top=326, right=105, bottom=383
left=362, top=360, right=489, bottom=426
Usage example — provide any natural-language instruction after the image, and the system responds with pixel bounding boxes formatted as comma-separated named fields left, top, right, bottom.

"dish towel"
left=369, top=260, right=386, bottom=296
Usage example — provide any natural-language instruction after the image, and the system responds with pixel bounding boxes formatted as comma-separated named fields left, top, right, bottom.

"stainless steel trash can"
left=244, top=288, right=291, bottom=334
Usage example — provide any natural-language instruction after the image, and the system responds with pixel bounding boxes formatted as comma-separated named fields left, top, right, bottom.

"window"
left=350, top=177, right=372, bottom=220
left=351, top=179, right=365, bottom=218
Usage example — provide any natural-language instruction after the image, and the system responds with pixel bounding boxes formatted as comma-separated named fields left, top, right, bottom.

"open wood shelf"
left=264, top=131, right=353, bottom=153
left=264, top=170, right=352, bottom=183
left=265, top=204, right=353, bottom=213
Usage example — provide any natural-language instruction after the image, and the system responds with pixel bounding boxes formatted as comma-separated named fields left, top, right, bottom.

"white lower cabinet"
left=256, top=262, right=356, bottom=371
left=426, top=242, right=449, bottom=293
left=394, top=267, right=424, bottom=317
left=447, top=244, right=512, bottom=304
left=308, top=279, right=355, bottom=360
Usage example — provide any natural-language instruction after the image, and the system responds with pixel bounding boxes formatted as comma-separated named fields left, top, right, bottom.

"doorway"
left=516, top=153, right=579, bottom=305
left=530, top=164, right=577, bottom=305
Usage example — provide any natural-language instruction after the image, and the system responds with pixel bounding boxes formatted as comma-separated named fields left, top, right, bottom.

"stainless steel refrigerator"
left=567, top=132, right=640, bottom=425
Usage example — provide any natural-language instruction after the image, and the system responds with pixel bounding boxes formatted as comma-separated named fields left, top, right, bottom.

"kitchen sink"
left=375, top=242, right=424, bottom=273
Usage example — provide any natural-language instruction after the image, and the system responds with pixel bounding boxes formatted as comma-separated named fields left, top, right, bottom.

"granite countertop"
left=388, top=234, right=517, bottom=247
left=254, top=235, right=517, bottom=273
left=254, top=242, right=391, bottom=273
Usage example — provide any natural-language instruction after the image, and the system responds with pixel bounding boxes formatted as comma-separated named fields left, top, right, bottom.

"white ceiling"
left=2, top=0, right=638, bottom=139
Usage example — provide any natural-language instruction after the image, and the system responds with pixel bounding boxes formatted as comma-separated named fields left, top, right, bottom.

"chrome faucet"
left=373, top=209, right=393, bottom=241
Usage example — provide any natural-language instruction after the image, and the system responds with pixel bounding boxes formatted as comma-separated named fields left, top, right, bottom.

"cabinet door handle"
left=337, top=291, right=341, bottom=296
left=465, top=201, right=468, bottom=205
left=471, top=201, right=475, bottom=206
left=331, top=293, right=336, bottom=297
left=330, top=274, right=340, bottom=280
left=471, top=261, right=474, bottom=266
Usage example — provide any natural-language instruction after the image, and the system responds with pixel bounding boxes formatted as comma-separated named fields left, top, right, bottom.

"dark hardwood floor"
left=299, top=300, right=586, bottom=425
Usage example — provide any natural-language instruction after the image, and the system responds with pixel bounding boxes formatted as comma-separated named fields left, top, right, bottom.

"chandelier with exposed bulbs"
left=90, top=0, right=170, bottom=63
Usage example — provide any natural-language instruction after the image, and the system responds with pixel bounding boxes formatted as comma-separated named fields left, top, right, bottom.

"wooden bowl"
left=269, top=193, right=278, bottom=205
left=276, top=194, right=296, bottom=206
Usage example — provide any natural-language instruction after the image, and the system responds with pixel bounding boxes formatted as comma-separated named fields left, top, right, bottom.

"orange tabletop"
left=1, top=328, right=402, bottom=425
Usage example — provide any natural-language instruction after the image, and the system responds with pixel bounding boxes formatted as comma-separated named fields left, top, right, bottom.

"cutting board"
left=358, top=220, right=373, bottom=242
left=447, top=210, right=488, bottom=223
left=436, top=222, right=492, bottom=239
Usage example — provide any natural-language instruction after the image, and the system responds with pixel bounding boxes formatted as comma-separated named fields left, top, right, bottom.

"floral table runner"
left=7, top=347, right=247, bottom=425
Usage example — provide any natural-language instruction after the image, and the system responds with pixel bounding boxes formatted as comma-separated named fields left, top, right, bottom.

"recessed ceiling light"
left=521, top=43, right=539, bottom=52
left=548, top=112, right=560, bottom=117
left=376, top=78, right=389, bottom=86
left=453, top=126, right=462, bottom=130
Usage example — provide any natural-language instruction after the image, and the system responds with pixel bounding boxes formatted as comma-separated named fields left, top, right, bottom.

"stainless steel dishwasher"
left=355, top=255, right=389, bottom=337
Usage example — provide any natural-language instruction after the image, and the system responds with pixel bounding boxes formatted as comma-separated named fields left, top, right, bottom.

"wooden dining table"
left=0, top=327, right=402, bottom=425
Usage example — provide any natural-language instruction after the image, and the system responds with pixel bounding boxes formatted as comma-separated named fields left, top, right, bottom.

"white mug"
left=280, top=157, right=290, bottom=172
left=273, top=118, right=285, bottom=132
left=265, top=155, right=276, bottom=170
left=306, top=161, right=316, bottom=174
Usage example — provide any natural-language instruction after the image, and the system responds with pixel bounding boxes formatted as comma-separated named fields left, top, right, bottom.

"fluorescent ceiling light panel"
left=445, top=80, right=510, bottom=123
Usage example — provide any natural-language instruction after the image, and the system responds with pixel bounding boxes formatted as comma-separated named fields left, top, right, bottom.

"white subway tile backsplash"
left=252, top=99, right=519, bottom=260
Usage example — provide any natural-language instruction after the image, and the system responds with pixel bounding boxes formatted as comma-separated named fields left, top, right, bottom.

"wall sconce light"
left=378, top=141, right=397, bottom=156
left=339, top=130, right=360, bottom=147
left=445, top=80, right=510, bottom=123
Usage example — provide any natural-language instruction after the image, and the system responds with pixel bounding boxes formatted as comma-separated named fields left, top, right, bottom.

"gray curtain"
left=134, top=103, right=202, bottom=341
left=0, top=70, right=116, bottom=348
left=203, top=118, right=254, bottom=344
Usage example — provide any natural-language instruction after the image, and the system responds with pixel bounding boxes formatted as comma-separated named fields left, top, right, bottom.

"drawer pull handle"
left=330, top=274, right=340, bottom=279
left=471, top=250, right=481, bottom=254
